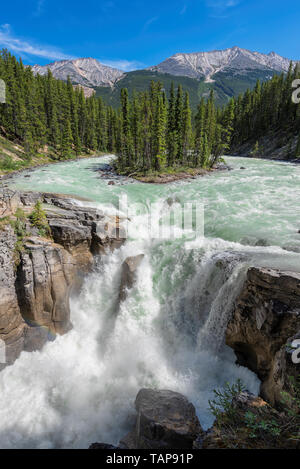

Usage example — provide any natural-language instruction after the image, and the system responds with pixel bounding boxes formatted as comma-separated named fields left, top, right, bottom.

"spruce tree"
left=175, top=85, right=184, bottom=163
left=182, top=92, right=192, bottom=164
left=60, top=119, right=73, bottom=159
left=167, top=83, right=177, bottom=167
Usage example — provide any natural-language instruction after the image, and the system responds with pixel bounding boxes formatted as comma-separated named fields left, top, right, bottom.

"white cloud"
left=0, top=24, right=75, bottom=61
left=0, top=25, right=142, bottom=71
left=100, top=59, right=144, bottom=72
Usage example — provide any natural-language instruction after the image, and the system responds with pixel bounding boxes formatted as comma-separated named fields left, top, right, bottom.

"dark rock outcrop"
left=119, top=254, right=144, bottom=302
left=89, top=443, right=121, bottom=450
left=120, top=389, right=202, bottom=449
left=226, top=267, right=300, bottom=406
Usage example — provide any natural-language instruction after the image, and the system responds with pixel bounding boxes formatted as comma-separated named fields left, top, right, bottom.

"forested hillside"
left=0, top=49, right=119, bottom=172
left=223, top=63, right=300, bottom=159
left=95, top=68, right=280, bottom=110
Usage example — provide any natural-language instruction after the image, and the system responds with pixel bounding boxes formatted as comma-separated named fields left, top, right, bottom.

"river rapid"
left=0, top=156, right=299, bottom=448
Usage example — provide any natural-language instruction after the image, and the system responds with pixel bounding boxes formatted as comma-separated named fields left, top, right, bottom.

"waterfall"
left=0, top=223, right=261, bottom=448
left=2, top=155, right=299, bottom=448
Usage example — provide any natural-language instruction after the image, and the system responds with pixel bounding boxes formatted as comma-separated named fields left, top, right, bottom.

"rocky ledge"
left=0, top=189, right=124, bottom=369
left=226, top=267, right=300, bottom=406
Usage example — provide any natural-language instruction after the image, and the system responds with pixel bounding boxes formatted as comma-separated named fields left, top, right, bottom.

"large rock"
left=0, top=227, right=25, bottom=369
left=119, top=254, right=144, bottom=302
left=89, top=443, right=121, bottom=450
left=0, top=189, right=22, bottom=217
left=16, top=237, right=76, bottom=335
left=46, top=198, right=124, bottom=271
left=226, top=267, right=300, bottom=406
left=120, top=389, right=202, bottom=449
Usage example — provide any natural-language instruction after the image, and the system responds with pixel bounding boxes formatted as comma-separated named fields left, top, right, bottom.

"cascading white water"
left=1, top=155, right=299, bottom=449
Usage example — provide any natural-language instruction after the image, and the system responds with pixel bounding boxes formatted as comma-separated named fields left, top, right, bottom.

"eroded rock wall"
left=226, top=267, right=300, bottom=405
left=0, top=227, right=25, bottom=368
left=0, top=190, right=124, bottom=369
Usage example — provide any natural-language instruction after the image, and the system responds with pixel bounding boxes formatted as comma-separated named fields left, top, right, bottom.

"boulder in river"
left=119, top=254, right=144, bottom=302
left=120, top=388, right=203, bottom=449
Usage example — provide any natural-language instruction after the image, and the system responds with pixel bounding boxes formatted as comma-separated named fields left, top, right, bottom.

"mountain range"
left=31, top=47, right=298, bottom=108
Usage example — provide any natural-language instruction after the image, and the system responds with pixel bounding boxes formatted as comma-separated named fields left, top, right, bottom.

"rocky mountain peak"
left=31, top=57, right=124, bottom=88
left=149, top=46, right=298, bottom=81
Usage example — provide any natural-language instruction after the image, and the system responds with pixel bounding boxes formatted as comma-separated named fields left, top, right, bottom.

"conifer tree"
left=60, top=119, right=73, bottom=159
left=182, top=92, right=192, bottom=163
left=167, top=83, right=177, bottom=167
left=175, top=85, right=184, bottom=163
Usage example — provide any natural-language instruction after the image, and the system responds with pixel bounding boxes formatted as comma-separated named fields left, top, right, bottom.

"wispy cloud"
left=142, top=16, right=159, bottom=32
left=0, top=24, right=75, bottom=61
left=206, top=0, right=241, bottom=16
left=33, top=0, right=45, bottom=17
left=206, top=0, right=240, bottom=8
left=100, top=59, right=144, bottom=72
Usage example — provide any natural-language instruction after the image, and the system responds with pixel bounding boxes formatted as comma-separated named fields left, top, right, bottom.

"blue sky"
left=0, top=0, right=299, bottom=70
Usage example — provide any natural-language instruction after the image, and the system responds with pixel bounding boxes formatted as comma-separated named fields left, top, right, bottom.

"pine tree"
left=60, top=119, right=73, bottom=159
left=175, top=85, right=184, bottom=163
left=182, top=92, right=192, bottom=164
left=23, top=128, right=35, bottom=161
left=167, top=83, right=177, bottom=167
left=120, top=88, right=133, bottom=169
left=194, top=98, right=206, bottom=167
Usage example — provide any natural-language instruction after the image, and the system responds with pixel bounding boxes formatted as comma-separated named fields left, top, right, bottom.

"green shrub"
left=209, top=379, right=245, bottom=426
left=9, top=208, right=27, bottom=239
left=30, top=200, right=50, bottom=237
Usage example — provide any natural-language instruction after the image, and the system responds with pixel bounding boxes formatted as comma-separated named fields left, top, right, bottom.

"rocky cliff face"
left=0, top=190, right=123, bottom=369
left=31, top=58, right=124, bottom=88
left=226, top=267, right=300, bottom=406
left=0, top=227, right=25, bottom=368
left=149, top=47, right=298, bottom=81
